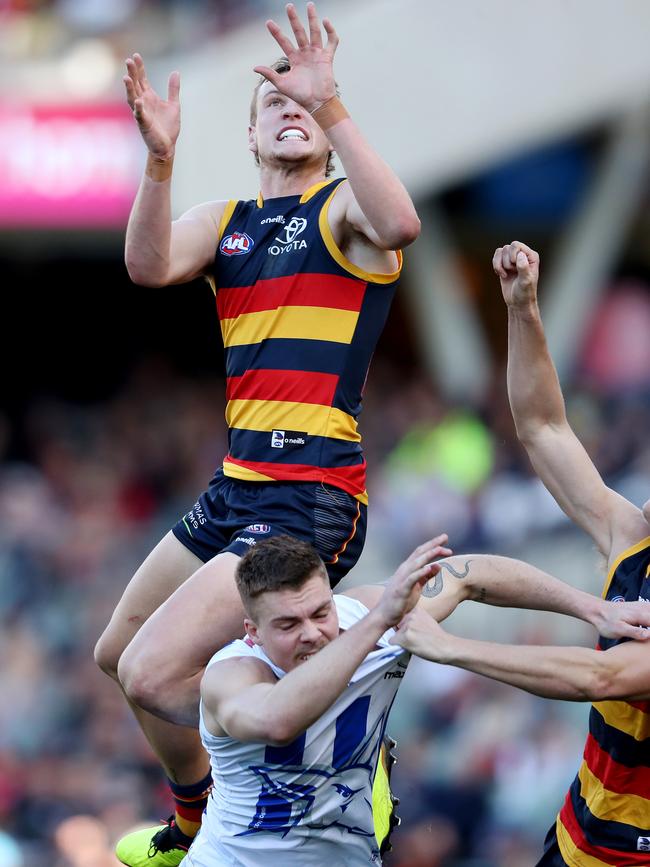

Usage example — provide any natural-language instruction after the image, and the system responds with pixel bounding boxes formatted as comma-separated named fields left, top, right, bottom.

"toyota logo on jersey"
left=220, top=231, right=254, bottom=256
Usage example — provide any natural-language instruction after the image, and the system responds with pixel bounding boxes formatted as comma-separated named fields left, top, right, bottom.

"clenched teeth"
left=279, top=129, right=307, bottom=141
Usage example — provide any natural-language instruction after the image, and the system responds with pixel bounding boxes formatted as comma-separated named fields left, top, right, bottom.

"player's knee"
left=94, top=629, right=123, bottom=681
left=117, top=641, right=170, bottom=714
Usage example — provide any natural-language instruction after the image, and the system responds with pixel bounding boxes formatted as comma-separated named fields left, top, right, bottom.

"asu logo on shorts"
left=221, top=231, right=254, bottom=256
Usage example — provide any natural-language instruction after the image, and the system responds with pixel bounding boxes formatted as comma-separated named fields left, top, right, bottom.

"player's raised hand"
left=124, top=54, right=180, bottom=160
left=376, top=535, right=452, bottom=628
left=254, top=2, right=338, bottom=113
left=493, top=241, right=540, bottom=309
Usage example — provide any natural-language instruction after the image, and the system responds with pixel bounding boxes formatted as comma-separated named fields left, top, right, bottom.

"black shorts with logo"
left=534, top=824, right=569, bottom=867
left=171, top=468, right=367, bottom=587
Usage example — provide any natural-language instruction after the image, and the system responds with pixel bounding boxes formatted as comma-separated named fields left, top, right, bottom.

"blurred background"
left=2, top=0, right=650, bottom=865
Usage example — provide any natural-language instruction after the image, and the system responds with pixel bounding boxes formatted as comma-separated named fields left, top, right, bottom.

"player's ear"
left=245, top=617, right=262, bottom=645
left=248, top=126, right=258, bottom=156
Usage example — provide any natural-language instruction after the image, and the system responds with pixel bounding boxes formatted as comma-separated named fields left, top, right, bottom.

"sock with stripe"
left=169, top=772, right=213, bottom=844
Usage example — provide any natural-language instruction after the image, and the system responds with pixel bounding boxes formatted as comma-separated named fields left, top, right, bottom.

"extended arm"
left=415, top=553, right=650, bottom=640
left=392, top=607, right=650, bottom=702
left=255, top=3, right=420, bottom=251
left=123, top=53, right=225, bottom=287
left=494, top=242, right=646, bottom=557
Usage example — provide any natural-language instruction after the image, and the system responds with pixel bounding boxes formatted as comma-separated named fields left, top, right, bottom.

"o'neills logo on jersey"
left=271, top=429, right=307, bottom=448
left=268, top=217, right=307, bottom=255
left=221, top=231, right=254, bottom=256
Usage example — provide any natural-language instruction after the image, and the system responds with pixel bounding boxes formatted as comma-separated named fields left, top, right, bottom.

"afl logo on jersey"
left=220, top=231, right=254, bottom=256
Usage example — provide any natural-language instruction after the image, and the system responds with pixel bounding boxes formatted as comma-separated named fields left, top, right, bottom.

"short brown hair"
left=235, top=535, right=328, bottom=615
left=250, top=57, right=336, bottom=178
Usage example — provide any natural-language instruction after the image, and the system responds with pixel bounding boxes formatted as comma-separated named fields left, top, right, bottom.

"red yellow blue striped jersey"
left=206, top=178, right=402, bottom=505
left=556, top=536, right=650, bottom=866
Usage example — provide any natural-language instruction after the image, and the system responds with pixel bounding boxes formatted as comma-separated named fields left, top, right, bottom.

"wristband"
left=310, top=96, right=350, bottom=131
left=146, top=153, right=174, bottom=182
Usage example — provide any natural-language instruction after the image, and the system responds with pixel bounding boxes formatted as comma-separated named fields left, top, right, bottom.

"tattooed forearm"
left=422, top=559, right=473, bottom=597
left=422, top=571, right=443, bottom=597
left=440, top=559, right=472, bottom=580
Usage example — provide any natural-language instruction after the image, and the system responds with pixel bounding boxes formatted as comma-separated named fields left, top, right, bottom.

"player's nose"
left=299, top=619, right=320, bottom=642
left=283, top=101, right=304, bottom=118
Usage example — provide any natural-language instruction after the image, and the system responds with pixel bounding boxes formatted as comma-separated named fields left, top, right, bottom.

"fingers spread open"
left=265, top=19, right=295, bottom=56
left=133, top=53, right=149, bottom=89
left=286, top=3, right=309, bottom=49
left=125, top=58, right=143, bottom=99
left=167, top=70, right=180, bottom=103
left=323, top=18, right=339, bottom=52
left=253, top=65, right=280, bottom=87
left=123, top=74, right=136, bottom=107
left=306, top=2, right=323, bottom=48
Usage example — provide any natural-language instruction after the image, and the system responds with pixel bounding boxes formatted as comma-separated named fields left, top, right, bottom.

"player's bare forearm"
left=420, top=554, right=650, bottom=641
left=507, top=302, right=567, bottom=441
left=435, top=634, right=650, bottom=702
left=326, top=119, right=420, bottom=249
left=422, top=554, right=595, bottom=619
left=125, top=172, right=174, bottom=286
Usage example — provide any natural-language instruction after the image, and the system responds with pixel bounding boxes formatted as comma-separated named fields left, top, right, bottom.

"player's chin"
left=274, top=147, right=313, bottom=164
left=294, top=646, right=324, bottom=664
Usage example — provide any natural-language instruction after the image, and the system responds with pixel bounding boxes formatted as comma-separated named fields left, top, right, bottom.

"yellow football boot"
left=115, top=817, right=190, bottom=867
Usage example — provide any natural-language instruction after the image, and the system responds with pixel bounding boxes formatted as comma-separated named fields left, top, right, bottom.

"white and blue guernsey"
left=182, top=595, right=408, bottom=867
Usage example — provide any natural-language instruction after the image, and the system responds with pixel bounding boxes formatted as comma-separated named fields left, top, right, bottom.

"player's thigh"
left=95, top=531, right=203, bottom=673
left=121, top=551, right=244, bottom=681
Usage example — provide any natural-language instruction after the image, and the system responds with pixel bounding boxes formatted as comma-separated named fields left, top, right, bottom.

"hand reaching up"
left=124, top=53, right=180, bottom=161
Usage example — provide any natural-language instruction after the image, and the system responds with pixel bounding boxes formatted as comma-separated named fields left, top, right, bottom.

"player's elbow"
left=379, top=214, right=421, bottom=250
left=580, top=659, right=621, bottom=702
left=263, top=713, right=304, bottom=747
left=124, top=253, right=168, bottom=287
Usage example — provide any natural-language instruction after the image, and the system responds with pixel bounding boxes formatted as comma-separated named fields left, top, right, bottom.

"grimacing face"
left=248, top=80, right=332, bottom=172
left=244, top=570, right=339, bottom=672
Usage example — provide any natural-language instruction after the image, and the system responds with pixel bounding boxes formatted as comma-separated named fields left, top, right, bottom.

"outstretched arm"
left=416, top=553, right=650, bottom=641
left=391, top=606, right=650, bottom=702
left=494, top=241, right=646, bottom=559
left=255, top=2, right=420, bottom=251
left=123, top=53, right=225, bottom=287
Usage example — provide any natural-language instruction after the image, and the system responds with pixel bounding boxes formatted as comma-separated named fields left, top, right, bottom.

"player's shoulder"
left=341, top=584, right=383, bottom=609
left=176, top=199, right=232, bottom=227
left=202, top=653, right=275, bottom=696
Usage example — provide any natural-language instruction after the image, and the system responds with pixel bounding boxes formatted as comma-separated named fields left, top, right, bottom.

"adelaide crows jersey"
left=556, top=537, right=650, bottom=866
left=187, top=595, right=408, bottom=867
left=207, top=178, right=402, bottom=505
